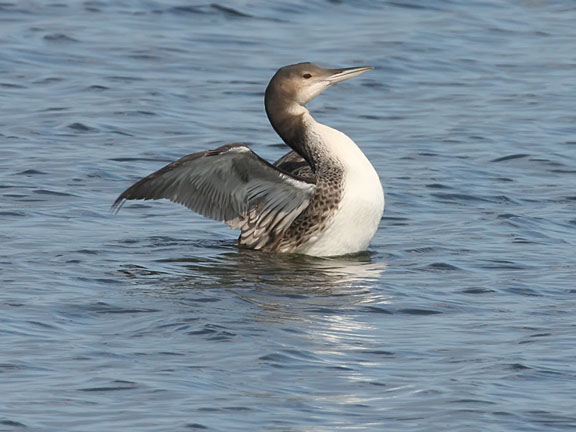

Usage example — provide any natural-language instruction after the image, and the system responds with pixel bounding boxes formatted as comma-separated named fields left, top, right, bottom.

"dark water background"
left=1, top=1, right=575, bottom=431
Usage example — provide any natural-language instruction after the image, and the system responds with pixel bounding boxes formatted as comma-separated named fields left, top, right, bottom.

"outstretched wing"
left=113, top=143, right=315, bottom=248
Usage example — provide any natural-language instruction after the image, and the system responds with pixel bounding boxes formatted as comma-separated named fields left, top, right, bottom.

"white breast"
left=296, top=121, right=385, bottom=257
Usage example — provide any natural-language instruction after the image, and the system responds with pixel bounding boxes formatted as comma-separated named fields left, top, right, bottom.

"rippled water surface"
left=1, top=1, right=576, bottom=431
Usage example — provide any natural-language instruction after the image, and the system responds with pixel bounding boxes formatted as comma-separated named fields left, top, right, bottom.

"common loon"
left=113, top=62, right=384, bottom=257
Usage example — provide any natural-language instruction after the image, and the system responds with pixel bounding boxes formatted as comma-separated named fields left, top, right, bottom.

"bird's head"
left=265, top=62, right=373, bottom=107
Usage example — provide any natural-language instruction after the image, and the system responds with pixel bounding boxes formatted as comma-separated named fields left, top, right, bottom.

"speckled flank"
left=275, top=164, right=343, bottom=252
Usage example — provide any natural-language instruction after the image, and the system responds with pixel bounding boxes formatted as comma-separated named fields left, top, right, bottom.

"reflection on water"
left=168, top=249, right=386, bottom=287
left=122, top=245, right=388, bottom=307
left=119, top=247, right=389, bottom=348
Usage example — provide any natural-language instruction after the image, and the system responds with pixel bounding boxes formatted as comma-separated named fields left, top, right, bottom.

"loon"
left=113, top=62, right=384, bottom=257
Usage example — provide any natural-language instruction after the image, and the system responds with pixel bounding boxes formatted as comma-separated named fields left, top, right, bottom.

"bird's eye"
left=302, top=73, right=312, bottom=79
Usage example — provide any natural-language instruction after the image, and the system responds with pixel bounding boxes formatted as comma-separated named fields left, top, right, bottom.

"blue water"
left=1, top=1, right=575, bottom=431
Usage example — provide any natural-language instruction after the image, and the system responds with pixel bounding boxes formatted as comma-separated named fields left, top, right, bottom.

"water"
left=1, top=1, right=575, bottom=430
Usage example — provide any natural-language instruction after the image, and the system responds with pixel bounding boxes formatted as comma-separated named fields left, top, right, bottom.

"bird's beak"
left=326, top=66, right=374, bottom=84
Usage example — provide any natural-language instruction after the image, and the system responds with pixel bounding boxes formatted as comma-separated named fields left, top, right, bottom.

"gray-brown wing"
left=113, top=143, right=315, bottom=245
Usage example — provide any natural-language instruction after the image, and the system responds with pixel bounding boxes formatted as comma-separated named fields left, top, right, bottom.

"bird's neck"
left=265, top=96, right=330, bottom=173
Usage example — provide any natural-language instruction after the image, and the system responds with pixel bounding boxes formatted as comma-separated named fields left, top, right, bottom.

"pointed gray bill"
left=326, top=66, right=374, bottom=84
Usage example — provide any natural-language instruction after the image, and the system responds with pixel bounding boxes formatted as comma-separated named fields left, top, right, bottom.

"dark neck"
left=265, top=87, right=318, bottom=171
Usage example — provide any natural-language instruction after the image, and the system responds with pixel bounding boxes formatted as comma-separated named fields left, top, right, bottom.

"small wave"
left=78, top=380, right=138, bottom=392
left=211, top=3, right=252, bottom=18
left=431, top=192, right=492, bottom=203
left=398, top=308, right=443, bottom=315
left=460, top=287, right=496, bottom=294
left=43, top=33, right=79, bottom=42
left=16, top=169, right=46, bottom=175
left=67, top=122, right=99, bottom=132
left=491, top=154, right=530, bottom=162
left=424, top=262, right=462, bottom=271
left=0, top=420, right=27, bottom=428
left=0, top=211, right=27, bottom=217
left=33, top=189, right=76, bottom=197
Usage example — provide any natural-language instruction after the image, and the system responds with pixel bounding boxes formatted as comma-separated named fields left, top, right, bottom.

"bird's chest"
left=298, top=165, right=384, bottom=256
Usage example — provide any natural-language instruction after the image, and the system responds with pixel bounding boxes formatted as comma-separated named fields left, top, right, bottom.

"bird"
left=113, top=62, right=384, bottom=257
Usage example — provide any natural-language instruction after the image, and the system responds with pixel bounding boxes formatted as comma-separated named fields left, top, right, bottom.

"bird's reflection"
left=119, top=238, right=388, bottom=324
left=160, top=247, right=385, bottom=289
left=153, top=245, right=387, bottom=315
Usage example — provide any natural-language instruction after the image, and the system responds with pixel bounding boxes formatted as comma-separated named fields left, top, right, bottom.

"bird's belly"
left=296, top=170, right=385, bottom=257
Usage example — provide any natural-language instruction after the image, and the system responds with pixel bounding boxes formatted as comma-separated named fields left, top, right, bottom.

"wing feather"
left=274, top=150, right=314, bottom=181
